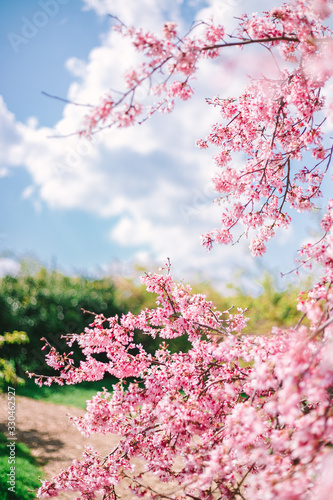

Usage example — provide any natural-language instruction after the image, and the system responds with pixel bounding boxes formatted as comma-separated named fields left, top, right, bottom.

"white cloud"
left=81, top=0, right=184, bottom=28
left=0, top=97, right=25, bottom=166
left=0, top=167, right=9, bottom=178
left=0, top=258, right=20, bottom=278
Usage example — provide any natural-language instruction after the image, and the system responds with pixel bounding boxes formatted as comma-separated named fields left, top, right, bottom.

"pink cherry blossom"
left=35, top=2, right=333, bottom=498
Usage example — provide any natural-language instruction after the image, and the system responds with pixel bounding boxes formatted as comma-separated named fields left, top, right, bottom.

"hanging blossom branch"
left=78, top=1, right=333, bottom=258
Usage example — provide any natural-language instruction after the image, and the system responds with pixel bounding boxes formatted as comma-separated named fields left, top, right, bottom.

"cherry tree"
left=34, top=1, right=333, bottom=498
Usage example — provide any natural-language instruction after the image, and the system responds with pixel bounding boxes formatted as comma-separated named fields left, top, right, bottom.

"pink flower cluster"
left=80, top=19, right=206, bottom=135
left=36, top=1, right=333, bottom=498
left=200, top=1, right=333, bottom=253
left=81, top=1, right=333, bottom=260
left=36, top=250, right=333, bottom=499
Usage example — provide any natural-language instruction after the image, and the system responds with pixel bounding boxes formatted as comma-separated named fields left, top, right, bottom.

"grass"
left=14, top=377, right=116, bottom=409
left=0, top=432, right=43, bottom=500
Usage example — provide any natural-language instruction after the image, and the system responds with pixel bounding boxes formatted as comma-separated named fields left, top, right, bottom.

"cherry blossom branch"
left=35, top=3, right=333, bottom=499
left=201, top=34, right=300, bottom=51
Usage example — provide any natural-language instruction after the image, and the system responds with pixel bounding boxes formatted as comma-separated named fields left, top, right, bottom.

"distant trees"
left=0, top=264, right=121, bottom=376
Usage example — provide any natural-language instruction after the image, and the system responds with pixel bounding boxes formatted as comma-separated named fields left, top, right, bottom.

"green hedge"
left=0, top=264, right=122, bottom=376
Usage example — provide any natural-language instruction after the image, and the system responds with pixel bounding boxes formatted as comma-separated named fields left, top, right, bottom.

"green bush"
left=193, top=273, right=304, bottom=335
left=0, top=331, right=29, bottom=392
left=0, top=263, right=122, bottom=376
left=0, top=432, right=42, bottom=500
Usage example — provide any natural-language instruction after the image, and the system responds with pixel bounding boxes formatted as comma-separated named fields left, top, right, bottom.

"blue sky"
left=0, top=0, right=329, bottom=290
left=0, top=0, right=113, bottom=269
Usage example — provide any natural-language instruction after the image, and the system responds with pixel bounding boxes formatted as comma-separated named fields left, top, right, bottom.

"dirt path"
left=0, top=395, right=180, bottom=500
left=0, top=395, right=118, bottom=498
